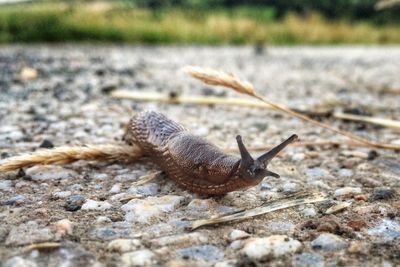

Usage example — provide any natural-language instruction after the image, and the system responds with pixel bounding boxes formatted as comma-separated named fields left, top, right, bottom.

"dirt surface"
left=0, top=45, right=399, bottom=267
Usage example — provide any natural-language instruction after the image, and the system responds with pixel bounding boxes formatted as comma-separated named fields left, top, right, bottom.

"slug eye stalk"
left=236, top=134, right=298, bottom=179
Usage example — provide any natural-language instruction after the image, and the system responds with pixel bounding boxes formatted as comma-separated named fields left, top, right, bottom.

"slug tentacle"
left=125, top=111, right=297, bottom=195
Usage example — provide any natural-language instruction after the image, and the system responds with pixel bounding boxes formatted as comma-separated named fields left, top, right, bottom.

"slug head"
left=236, top=134, right=298, bottom=181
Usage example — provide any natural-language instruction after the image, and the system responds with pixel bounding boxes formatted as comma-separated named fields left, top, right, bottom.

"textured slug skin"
left=124, top=111, right=262, bottom=195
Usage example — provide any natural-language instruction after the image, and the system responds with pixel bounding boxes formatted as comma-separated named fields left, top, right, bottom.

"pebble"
left=229, top=240, right=244, bottom=250
left=107, top=238, right=142, bottom=253
left=169, top=218, right=191, bottom=230
left=121, top=249, right=156, bottom=266
left=242, top=235, right=302, bottom=260
left=229, top=229, right=250, bottom=241
left=334, top=187, right=362, bottom=197
left=93, top=173, right=108, bottom=181
left=115, top=171, right=146, bottom=182
left=1, top=195, right=25, bottom=206
left=25, top=165, right=76, bottom=181
left=292, top=253, right=325, bottom=267
left=291, top=152, right=305, bottom=162
left=372, top=188, right=396, bottom=200
left=68, top=184, right=84, bottom=192
left=260, top=181, right=272, bottom=190
left=193, top=126, right=209, bottom=136
left=64, top=195, right=85, bottom=211
left=5, top=221, right=55, bottom=246
left=0, top=180, right=12, bottom=191
left=281, top=182, right=299, bottom=193
left=347, top=241, right=368, bottom=254
left=81, top=199, right=112, bottom=211
left=347, top=220, right=367, bottom=231
left=338, top=168, right=354, bottom=177
left=302, top=207, right=317, bottom=217
left=214, top=260, right=236, bottom=267
left=178, top=245, right=223, bottom=262
left=96, top=216, right=112, bottom=224
left=3, top=256, right=37, bottom=267
left=187, top=198, right=215, bottom=212
left=305, top=167, right=329, bottom=178
left=128, top=183, right=159, bottom=196
left=367, top=219, right=400, bottom=241
left=54, top=219, right=73, bottom=235
left=95, top=228, right=130, bottom=240
left=109, top=183, right=121, bottom=194
left=151, top=232, right=207, bottom=246
left=267, top=221, right=295, bottom=234
left=39, top=139, right=54, bottom=148
left=311, top=233, right=348, bottom=251
left=52, top=190, right=72, bottom=199
left=121, top=195, right=184, bottom=224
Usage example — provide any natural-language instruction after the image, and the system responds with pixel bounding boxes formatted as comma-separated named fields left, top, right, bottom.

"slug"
left=124, top=111, right=298, bottom=195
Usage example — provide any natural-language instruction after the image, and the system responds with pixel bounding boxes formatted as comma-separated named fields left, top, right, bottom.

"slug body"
left=125, top=111, right=297, bottom=195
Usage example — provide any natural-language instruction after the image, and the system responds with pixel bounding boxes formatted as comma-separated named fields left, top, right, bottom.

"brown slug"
left=124, top=111, right=298, bottom=195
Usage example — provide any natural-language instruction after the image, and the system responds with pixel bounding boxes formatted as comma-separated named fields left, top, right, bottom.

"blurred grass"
left=0, top=2, right=399, bottom=44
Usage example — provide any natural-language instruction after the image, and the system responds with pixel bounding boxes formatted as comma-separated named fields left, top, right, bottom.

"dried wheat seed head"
left=183, top=66, right=255, bottom=96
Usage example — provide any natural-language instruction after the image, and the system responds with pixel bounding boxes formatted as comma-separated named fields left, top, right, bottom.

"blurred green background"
left=0, top=0, right=399, bottom=44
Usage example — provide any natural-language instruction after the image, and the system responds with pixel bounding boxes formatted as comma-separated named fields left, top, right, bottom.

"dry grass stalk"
left=190, top=192, right=328, bottom=230
left=112, top=90, right=400, bottom=133
left=325, top=202, right=351, bottom=214
left=183, top=66, right=255, bottom=96
left=0, top=144, right=142, bottom=172
left=111, top=89, right=273, bottom=109
left=132, top=171, right=162, bottom=186
left=333, top=112, right=400, bottom=131
left=185, top=66, right=400, bottom=151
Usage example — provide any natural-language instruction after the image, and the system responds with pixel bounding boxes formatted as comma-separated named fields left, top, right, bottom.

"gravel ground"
left=0, top=45, right=399, bottom=267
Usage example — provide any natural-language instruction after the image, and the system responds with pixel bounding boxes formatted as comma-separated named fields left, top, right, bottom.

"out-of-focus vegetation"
left=0, top=0, right=399, bottom=44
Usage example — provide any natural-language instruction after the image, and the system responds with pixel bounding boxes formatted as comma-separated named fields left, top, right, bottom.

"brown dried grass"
left=184, top=66, right=400, bottom=151
left=0, top=144, right=142, bottom=172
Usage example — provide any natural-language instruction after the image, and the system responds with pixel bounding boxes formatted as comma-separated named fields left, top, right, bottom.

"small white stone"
left=120, top=249, right=155, bottom=266
left=81, top=199, right=112, bottom=211
left=52, top=191, right=71, bottom=199
left=338, top=168, right=354, bottom=177
left=230, top=240, right=244, bottom=250
left=194, top=127, right=209, bottom=136
left=282, top=182, right=299, bottom=193
left=151, top=232, right=207, bottom=246
left=243, top=235, right=302, bottom=260
left=121, top=195, right=184, bottom=224
left=291, top=153, right=305, bottom=162
left=0, top=180, right=12, bottom=191
left=229, top=229, right=250, bottom=241
left=93, top=173, right=108, bottom=181
left=214, top=260, right=236, bottom=267
left=3, top=256, right=37, bottom=267
left=267, top=221, right=295, bottom=234
left=334, top=187, right=362, bottom=197
left=115, top=171, right=146, bottom=182
left=107, top=239, right=142, bottom=253
left=187, top=198, right=216, bottom=211
left=25, top=165, right=76, bottom=181
left=109, top=183, right=121, bottom=194
left=96, top=216, right=112, bottom=224
left=311, top=233, right=348, bottom=251
left=302, top=207, right=317, bottom=217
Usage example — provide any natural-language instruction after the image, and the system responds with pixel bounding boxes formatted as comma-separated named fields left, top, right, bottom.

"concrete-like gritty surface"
left=0, top=45, right=399, bottom=266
